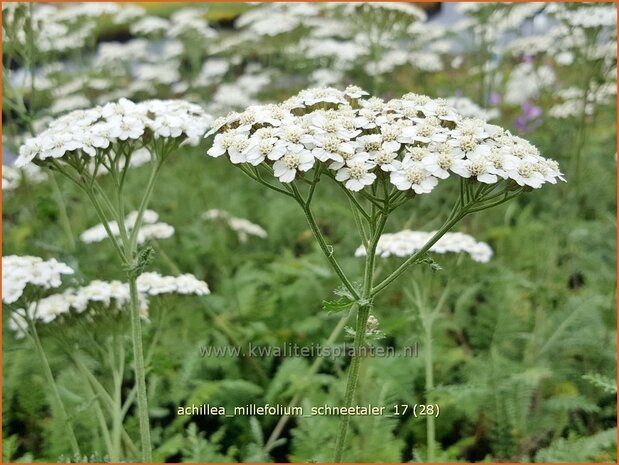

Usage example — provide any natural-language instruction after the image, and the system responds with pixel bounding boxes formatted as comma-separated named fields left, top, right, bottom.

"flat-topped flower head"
left=9, top=273, right=210, bottom=337
left=355, top=230, right=493, bottom=263
left=203, top=209, right=268, bottom=242
left=136, top=272, right=210, bottom=296
left=80, top=210, right=174, bottom=244
left=3, top=255, right=74, bottom=304
left=205, top=86, right=564, bottom=193
left=16, top=99, right=212, bottom=167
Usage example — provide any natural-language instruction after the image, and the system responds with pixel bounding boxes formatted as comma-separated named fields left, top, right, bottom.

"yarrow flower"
left=355, top=230, right=493, bottom=263
left=80, top=210, right=175, bottom=244
left=2, top=255, right=74, bottom=304
left=205, top=86, right=564, bottom=193
left=9, top=273, right=210, bottom=338
left=14, top=98, right=213, bottom=463
left=136, top=272, right=210, bottom=296
left=203, top=209, right=268, bottom=242
left=16, top=98, right=212, bottom=167
left=2, top=164, right=48, bottom=191
left=203, top=85, right=565, bottom=464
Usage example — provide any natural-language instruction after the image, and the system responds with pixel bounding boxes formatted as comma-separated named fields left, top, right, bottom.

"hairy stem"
left=424, top=320, right=436, bottom=462
left=110, top=343, right=125, bottom=462
left=333, top=302, right=370, bottom=462
left=128, top=276, right=152, bottom=462
left=333, top=208, right=387, bottom=461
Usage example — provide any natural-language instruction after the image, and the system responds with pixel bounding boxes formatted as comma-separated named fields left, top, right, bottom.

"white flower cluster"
left=2, top=3, right=144, bottom=53
left=206, top=86, right=564, bottom=193
left=454, top=3, right=546, bottom=46
left=131, top=8, right=216, bottom=41
left=204, top=68, right=274, bottom=116
left=16, top=98, right=213, bottom=168
left=203, top=209, right=268, bottom=242
left=550, top=84, right=617, bottom=119
left=548, top=3, right=617, bottom=29
left=80, top=210, right=174, bottom=245
left=2, top=164, right=48, bottom=191
left=504, top=63, right=556, bottom=106
left=136, top=272, right=211, bottom=296
left=505, top=4, right=617, bottom=67
left=2, top=256, right=74, bottom=304
left=345, top=2, right=426, bottom=20
left=234, top=3, right=316, bottom=37
left=227, top=2, right=440, bottom=85
left=9, top=273, right=210, bottom=337
left=355, top=230, right=493, bottom=263
left=444, top=97, right=499, bottom=121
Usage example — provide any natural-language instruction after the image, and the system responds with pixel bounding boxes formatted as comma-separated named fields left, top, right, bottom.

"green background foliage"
left=2, top=2, right=616, bottom=463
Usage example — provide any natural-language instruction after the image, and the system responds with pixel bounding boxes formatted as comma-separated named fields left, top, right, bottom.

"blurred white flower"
left=355, top=230, right=493, bottom=263
left=9, top=273, right=209, bottom=336
left=3, top=164, right=48, bottom=191
left=80, top=210, right=174, bottom=244
left=203, top=209, right=267, bottom=242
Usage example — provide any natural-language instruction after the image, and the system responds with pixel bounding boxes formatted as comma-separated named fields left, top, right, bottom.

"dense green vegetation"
left=3, top=2, right=616, bottom=462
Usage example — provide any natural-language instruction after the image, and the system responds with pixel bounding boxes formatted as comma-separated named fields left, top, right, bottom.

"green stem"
left=84, top=377, right=114, bottom=458
left=333, top=302, right=370, bottom=462
left=128, top=162, right=162, bottom=247
left=110, top=343, right=125, bottom=462
left=82, top=187, right=128, bottom=262
left=128, top=276, right=153, bottom=462
left=26, top=2, right=36, bottom=118
left=292, top=185, right=360, bottom=300
left=264, top=312, right=351, bottom=453
left=49, top=172, right=76, bottom=251
left=26, top=317, right=81, bottom=455
left=333, top=208, right=387, bottom=462
left=424, top=321, right=435, bottom=462
left=71, top=352, right=140, bottom=460
left=239, top=164, right=294, bottom=198
left=571, top=84, right=590, bottom=198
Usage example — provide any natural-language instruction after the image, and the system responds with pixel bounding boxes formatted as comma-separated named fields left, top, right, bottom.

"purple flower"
left=515, top=101, right=543, bottom=133
left=488, top=92, right=502, bottom=106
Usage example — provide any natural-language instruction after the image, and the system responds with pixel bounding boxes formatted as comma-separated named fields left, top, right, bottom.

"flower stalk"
left=24, top=313, right=81, bottom=456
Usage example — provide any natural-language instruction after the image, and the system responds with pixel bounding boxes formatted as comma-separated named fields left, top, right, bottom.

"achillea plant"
left=204, top=86, right=564, bottom=461
left=16, top=98, right=212, bottom=462
left=2, top=255, right=81, bottom=454
left=9, top=272, right=210, bottom=462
